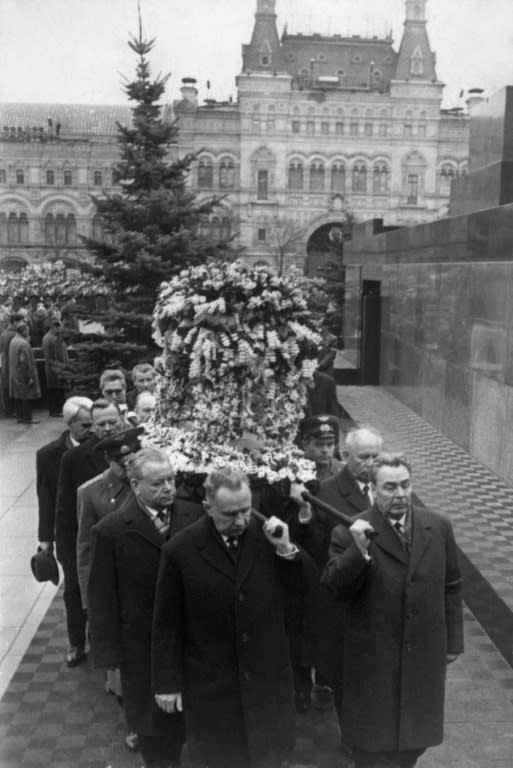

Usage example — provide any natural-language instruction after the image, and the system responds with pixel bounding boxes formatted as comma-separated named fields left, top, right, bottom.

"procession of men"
left=30, top=359, right=463, bottom=768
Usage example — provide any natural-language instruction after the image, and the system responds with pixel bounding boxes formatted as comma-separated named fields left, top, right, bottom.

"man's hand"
left=446, top=653, right=460, bottom=665
left=263, top=516, right=294, bottom=555
left=155, top=692, right=182, bottom=713
left=289, top=483, right=312, bottom=523
left=38, top=541, right=53, bottom=552
left=350, top=519, right=374, bottom=557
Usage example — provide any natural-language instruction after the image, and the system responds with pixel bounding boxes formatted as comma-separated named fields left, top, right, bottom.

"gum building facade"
left=0, top=0, right=469, bottom=274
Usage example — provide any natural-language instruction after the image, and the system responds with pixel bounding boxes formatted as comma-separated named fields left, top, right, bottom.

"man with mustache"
left=323, top=453, right=463, bottom=768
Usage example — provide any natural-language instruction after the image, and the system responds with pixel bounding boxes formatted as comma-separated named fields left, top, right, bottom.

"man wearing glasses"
left=55, top=398, right=124, bottom=667
left=100, top=368, right=128, bottom=412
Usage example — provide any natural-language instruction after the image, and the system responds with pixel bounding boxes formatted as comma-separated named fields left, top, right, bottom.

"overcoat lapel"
left=408, top=505, right=432, bottom=576
left=368, top=506, right=409, bottom=566
left=336, top=468, right=369, bottom=514
left=236, top=522, right=260, bottom=587
left=196, top=518, right=237, bottom=582
left=122, top=501, right=163, bottom=550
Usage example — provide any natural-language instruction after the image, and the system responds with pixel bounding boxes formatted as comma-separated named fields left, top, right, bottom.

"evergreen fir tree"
left=71, top=12, right=238, bottom=393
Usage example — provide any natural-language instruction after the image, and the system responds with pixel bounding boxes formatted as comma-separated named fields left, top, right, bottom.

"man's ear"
left=129, top=477, right=138, bottom=493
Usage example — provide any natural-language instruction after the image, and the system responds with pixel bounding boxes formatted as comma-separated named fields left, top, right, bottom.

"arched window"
left=16, top=170, right=24, bottom=185
left=65, top=214, right=77, bottom=244
left=288, top=161, right=303, bottom=191
left=46, top=170, right=55, bottom=185
left=19, top=213, right=29, bottom=243
left=93, top=171, right=103, bottom=186
left=92, top=214, right=104, bottom=240
left=260, top=40, right=272, bottom=67
left=331, top=163, right=345, bottom=193
left=56, top=214, right=66, bottom=245
left=411, top=46, right=424, bottom=76
left=45, top=214, right=55, bottom=244
left=310, top=162, right=325, bottom=192
left=439, top=165, right=456, bottom=194
left=219, top=158, right=235, bottom=189
left=373, top=163, right=389, bottom=194
left=198, top=159, right=213, bottom=189
left=220, top=217, right=232, bottom=240
left=210, top=216, right=221, bottom=241
left=0, top=213, right=7, bottom=244
left=64, top=169, right=73, bottom=186
left=352, top=163, right=367, bottom=193
left=7, top=213, right=19, bottom=243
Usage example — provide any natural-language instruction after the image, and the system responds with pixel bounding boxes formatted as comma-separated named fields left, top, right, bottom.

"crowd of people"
left=0, top=299, right=463, bottom=768
left=26, top=350, right=464, bottom=768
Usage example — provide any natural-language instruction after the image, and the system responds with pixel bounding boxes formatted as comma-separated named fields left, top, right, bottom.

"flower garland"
left=148, top=261, right=321, bottom=483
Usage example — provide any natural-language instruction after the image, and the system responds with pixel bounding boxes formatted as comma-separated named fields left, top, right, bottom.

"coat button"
left=239, top=592, right=246, bottom=602
left=241, top=633, right=249, bottom=644
left=243, top=671, right=251, bottom=681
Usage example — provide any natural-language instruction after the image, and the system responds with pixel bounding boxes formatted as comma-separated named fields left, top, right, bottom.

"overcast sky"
left=1, top=0, right=511, bottom=108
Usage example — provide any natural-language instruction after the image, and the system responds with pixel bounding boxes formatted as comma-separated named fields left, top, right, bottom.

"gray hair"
left=369, top=452, right=412, bottom=484
left=99, top=368, right=126, bottom=389
left=344, top=426, right=383, bottom=452
left=62, top=396, right=93, bottom=425
left=135, top=390, right=157, bottom=408
left=90, top=398, right=122, bottom=419
left=204, top=468, right=249, bottom=505
left=132, top=362, right=155, bottom=379
left=126, top=446, right=171, bottom=481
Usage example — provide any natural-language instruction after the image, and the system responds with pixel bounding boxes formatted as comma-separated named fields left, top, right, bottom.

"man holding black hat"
left=299, top=414, right=342, bottom=481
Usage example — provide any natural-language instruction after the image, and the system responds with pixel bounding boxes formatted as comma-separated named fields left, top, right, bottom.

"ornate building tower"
left=242, top=0, right=283, bottom=73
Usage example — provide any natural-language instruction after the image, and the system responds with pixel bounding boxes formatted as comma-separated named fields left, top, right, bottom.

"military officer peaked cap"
left=95, top=426, right=145, bottom=459
left=300, top=414, right=340, bottom=442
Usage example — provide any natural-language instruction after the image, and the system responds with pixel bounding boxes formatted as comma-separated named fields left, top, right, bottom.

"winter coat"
left=42, top=330, right=69, bottom=389
left=152, top=515, right=312, bottom=768
left=322, top=504, right=464, bottom=752
left=8, top=333, right=41, bottom=400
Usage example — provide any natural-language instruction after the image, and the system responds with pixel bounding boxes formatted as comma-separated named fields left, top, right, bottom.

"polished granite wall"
left=345, top=204, right=513, bottom=483
left=364, top=259, right=513, bottom=482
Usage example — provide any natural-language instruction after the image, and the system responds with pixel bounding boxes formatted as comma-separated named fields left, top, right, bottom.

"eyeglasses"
left=104, top=389, right=124, bottom=396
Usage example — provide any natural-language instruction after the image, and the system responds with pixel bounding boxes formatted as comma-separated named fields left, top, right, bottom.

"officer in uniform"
left=299, top=414, right=342, bottom=481
left=76, top=426, right=145, bottom=754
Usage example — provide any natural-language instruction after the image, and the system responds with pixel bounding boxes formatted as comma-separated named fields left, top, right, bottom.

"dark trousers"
left=353, top=748, right=425, bottom=768
left=138, top=708, right=185, bottom=767
left=47, top=388, right=65, bottom=416
left=15, top=398, right=32, bottom=422
left=2, top=387, right=14, bottom=416
left=60, top=558, right=87, bottom=650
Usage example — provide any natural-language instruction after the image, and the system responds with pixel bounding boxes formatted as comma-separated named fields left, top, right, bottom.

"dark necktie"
left=362, top=484, right=370, bottom=499
left=226, top=536, right=238, bottom=553
left=393, top=520, right=410, bottom=552
left=154, top=508, right=170, bottom=536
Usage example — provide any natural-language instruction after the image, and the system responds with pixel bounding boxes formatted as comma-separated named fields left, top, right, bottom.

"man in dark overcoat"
left=42, top=320, right=69, bottom=416
left=55, top=399, right=124, bottom=666
left=37, top=396, right=93, bottom=548
left=8, top=321, right=41, bottom=423
left=88, top=447, right=204, bottom=768
left=291, top=426, right=383, bottom=714
left=323, top=452, right=463, bottom=768
left=76, top=426, right=144, bottom=608
left=0, top=312, right=21, bottom=416
left=152, top=468, right=313, bottom=768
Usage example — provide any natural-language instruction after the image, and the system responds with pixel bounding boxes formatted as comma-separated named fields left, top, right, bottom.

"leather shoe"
left=66, top=647, right=86, bottom=667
